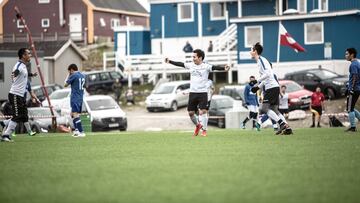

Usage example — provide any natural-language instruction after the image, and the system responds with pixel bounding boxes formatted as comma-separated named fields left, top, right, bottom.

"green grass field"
left=0, top=128, right=359, bottom=203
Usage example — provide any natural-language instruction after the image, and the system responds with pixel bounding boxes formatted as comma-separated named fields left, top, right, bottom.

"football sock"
left=73, top=117, right=84, bottom=133
left=349, top=111, right=356, bottom=128
left=267, top=110, right=280, bottom=123
left=24, top=122, right=32, bottom=134
left=4, top=120, right=17, bottom=136
left=200, top=114, right=208, bottom=130
left=190, top=115, right=199, bottom=125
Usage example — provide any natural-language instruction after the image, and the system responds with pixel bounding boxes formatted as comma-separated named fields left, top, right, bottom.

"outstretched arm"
left=212, top=65, right=230, bottom=71
left=165, top=58, right=185, bottom=68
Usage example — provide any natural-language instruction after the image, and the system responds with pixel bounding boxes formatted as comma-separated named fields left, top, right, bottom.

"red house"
left=0, top=0, right=149, bottom=44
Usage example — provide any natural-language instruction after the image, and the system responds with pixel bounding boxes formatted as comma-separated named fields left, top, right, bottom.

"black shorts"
left=279, top=108, right=289, bottom=115
left=263, top=87, right=280, bottom=106
left=311, top=106, right=322, bottom=115
left=346, top=91, right=360, bottom=112
left=8, top=93, right=28, bottom=123
left=188, top=92, right=208, bottom=112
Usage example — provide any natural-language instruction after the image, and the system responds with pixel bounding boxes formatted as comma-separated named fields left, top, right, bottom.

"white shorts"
left=247, top=105, right=259, bottom=113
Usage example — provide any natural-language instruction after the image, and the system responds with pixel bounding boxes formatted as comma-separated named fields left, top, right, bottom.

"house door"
left=117, top=32, right=127, bottom=56
left=69, top=14, right=82, bottom=41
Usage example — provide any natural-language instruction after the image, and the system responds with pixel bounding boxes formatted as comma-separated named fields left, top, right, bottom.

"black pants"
left=8, top=93, right=28, bottom=123
left=346, top=91, right=360, bottom=112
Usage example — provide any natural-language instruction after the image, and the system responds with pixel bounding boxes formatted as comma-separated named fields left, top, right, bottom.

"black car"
left=31, top=84, right=63, bottom=102
left=84, top=70, right=123, bottom=95
left=284, top=69, right=348, bottom=99
left=218, top=85, right=247, bottom=108
left=208, top=95, right=234, bottom=128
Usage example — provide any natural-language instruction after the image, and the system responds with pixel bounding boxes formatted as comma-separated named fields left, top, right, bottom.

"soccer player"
left=279, top=85, right=289, bottom=117
left=165, top=49, right=230, bottom=137
left=310, top=86, right=325, bottom=128
left=241, top=76, right=260, bottom=130
left=249, top=43, right=292, bottom=135
left=344, top=48, right=360, bottom=132
left=1, top=48, right=31, bottom=142
left=64, top=64, right=86, bottom=137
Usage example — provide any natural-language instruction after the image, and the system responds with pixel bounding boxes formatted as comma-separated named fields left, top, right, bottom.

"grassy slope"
left=0, top=128, right=359, bottom=203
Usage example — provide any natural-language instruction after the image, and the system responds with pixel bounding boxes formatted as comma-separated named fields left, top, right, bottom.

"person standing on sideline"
left=241, top=76, right=259, bottom=130
left=207, top=41, right=213, bottom=52
left=310, top=87, right=325, bottom=128
left=1, top=48, right=31, bottom=142
left=64, top=64, right=86, bottom=137
left=165, top=49, right=230, bottom=137
left=183, top=41, right=193, bottom=53
left=249, top=42, right=292, bottom=135
left=345, top=48, right=360, bottom=132
left=112, top=79, right=122, bottom=104
left=279, top=85, right=289, bottom=117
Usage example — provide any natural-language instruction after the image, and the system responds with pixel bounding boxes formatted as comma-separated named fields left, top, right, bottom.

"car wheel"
left=170, top=101, right=178, bottom=111
left=119, top=128, right=127, bottom=131
left=147, top=108, right=154, bottom=112
left=326, top=88, right=336, bottom=100
left=217, top=118, right=225, bottom=128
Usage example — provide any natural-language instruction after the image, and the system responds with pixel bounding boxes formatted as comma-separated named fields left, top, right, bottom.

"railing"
left=0, top=32, right=84, bottom=43
left=213, top=23, right=237, bottom=52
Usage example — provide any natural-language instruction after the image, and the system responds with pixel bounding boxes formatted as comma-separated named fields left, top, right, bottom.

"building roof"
left=90, top=0, right=148, bottom=14
left=0, top=40, right=87, bottom=60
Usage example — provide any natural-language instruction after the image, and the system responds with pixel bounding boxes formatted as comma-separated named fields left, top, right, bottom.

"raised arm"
left=211, top=65, right=230, bottom=71
left=165, top=58, right=185, bottom=68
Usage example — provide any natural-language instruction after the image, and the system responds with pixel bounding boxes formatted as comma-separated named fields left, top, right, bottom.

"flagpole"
left=276, top=21, right=281, bottom=63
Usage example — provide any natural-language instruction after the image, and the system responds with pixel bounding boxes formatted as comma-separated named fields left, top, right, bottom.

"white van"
left=145, top=81, right=190, bottom=112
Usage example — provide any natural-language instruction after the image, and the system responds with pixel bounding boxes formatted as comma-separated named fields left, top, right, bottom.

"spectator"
left=112, top=79, right=123, bottom=104
left=183, top=41, right=193, bottom=53
left=279, top=85, right=289, bottom=117
left=126, top=88, right=135, bottom=105
left=207, top=41, right=213, bottom=52
left=310, top=86, right=325, bottom=128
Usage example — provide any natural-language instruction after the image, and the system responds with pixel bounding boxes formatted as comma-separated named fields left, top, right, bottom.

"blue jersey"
left=348, top=59, right=360, bottom=91
left=66, top=71, right=85, bottom=103
left=244, top=83, right=259, bottom=106
left=24, top=81, right=31, bottom=98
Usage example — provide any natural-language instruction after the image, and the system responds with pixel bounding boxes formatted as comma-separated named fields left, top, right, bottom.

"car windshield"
left=49, top=91, right=69, bottom=100
left=29, top=108, right=58, bottom=117
left=153, top=85, right=175, bottom=94
left=87, top=98, right=119, bottom=111
left=110, top=71, right=122, bottom=79
left=284, top=82, right=303, bottom=93
left=310, top=70, right=339, bottom=79
left=216, top=98, right=233, bottom=109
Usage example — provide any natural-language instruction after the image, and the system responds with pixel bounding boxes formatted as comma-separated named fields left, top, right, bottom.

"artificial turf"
left=0, top=128, right=359, bottom=203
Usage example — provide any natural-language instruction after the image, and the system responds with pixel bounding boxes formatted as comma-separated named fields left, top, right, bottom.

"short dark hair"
left=253, top=42, right=263, bottom=55
left=68, top=64, right=78, bottom=71
left=347, top=48, right=357, bottom=58
left=281, top=85, right=286, bottom=89
left=193, top=49, right=205, bottom=60
left=18, top=48, right=28, bottom=59
left=249, top=75, right=255, bottom=79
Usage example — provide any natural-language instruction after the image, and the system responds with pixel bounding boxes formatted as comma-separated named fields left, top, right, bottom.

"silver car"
left=145, top=81, right=190, bottom=112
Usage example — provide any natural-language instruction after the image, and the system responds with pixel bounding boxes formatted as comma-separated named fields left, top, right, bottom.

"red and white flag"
left=279, top=23, right=306, bottom=52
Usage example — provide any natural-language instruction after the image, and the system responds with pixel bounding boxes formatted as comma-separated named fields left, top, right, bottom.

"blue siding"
left=242, top=0, right=276, bottom=16
left=288, top=0, right=297, bottom=10
left=236, top=14, right=360, bottom=63
left=114, top=31, right=151, bottom=55
left=150, top=3, right=198, bottom=39
left=329, top=0, right=360, bottom=12
left=202, top=3, right=226, bottom=36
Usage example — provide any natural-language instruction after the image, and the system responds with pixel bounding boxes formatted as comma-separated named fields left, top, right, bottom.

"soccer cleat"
left=28, top=131, right=36, bottom=136
left=317, top=124, right=321, bottom=128
left=72, top=130, right=80, bottom=137
left=241, top=123, right=246, bottom=129
left=255, top=122, right=261, bottom=131
left=282, top=127, right=293, bottom=135
left=78, top=132, right=86, bottom=137
left=1, top=135, right=13, bottom=142
left=193, top=124, right=202, bottom=136
left=201, top=130, right=207, bottom=137
left=310, top=124, right=315, bottom=128
left=276, top=123, right=289, bottom=135
left=345, top=127, right=357, bottom=132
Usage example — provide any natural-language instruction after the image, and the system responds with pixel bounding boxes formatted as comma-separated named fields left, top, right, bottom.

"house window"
left=100, top=18, right=106, bottom=27
left=244, top=26, right=263, bottom=48
left=41, top=18, right=50, bottom=28
left=318, top=0, right=328, bottom=11
left=17, top=19, right=24, bottom=28
left=111, top=19, right=120, bottom=29
left=304, top=22, right=324, bottom=44
left=210, top=2, right=226, bottom=20
left=39, top=0, right=50, bottom=3
left=0, top=62, right=4, bottom=82
left=178, top=3, right=194, bottom=23
left=297, top=0, right=307, bottom=13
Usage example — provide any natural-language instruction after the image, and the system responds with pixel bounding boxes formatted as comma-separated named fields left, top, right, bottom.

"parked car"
left=284, top=69, right=348, bottom=99
left=219, top=85, right=247, bottom=108
left=84, top=70, right=123, bottom=95
left=145, top=81, right=190, bottom=112
left=31, top=84, right=63, bottom=102
left=28, top=107, right=70, bottom=133
left=208, top=95, right=235, bottom=128
left=42, top=88, right=89, bottom=113
left=279, top=80, right=313, bottom=110
left=84, top=95, right=127, bottom=132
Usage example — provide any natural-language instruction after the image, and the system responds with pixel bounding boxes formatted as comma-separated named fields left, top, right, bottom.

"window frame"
left=244, top=25, right=263, bottom=48
left=177, top=3, right=194, bottom=23
left=17, top=19, right=24, bottom=28
left=0, top=62, right=4, bottom=82
left=318, top=0, right=328, bottom=12
left=210, top=2, right=226, bottom=21
left=41, top=18, right=50, bottom=28
left=111, top=18, right=120, bottom=29
left=38, top=0, right=50, bottom=4
left=297, top=0, right=307, bottom=13
left=304, top=21, right=324, bottom=45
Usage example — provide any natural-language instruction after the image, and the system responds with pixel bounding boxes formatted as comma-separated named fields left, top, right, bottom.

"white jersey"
left=206, top=80, right=214, bottom=101
left=279, top=93, right=289, bottom=109
left=10, top=61, right=28, bottom=97
left=184, top=62, right=213, bottom=93
left=257, top=56, right=279, bottom=90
